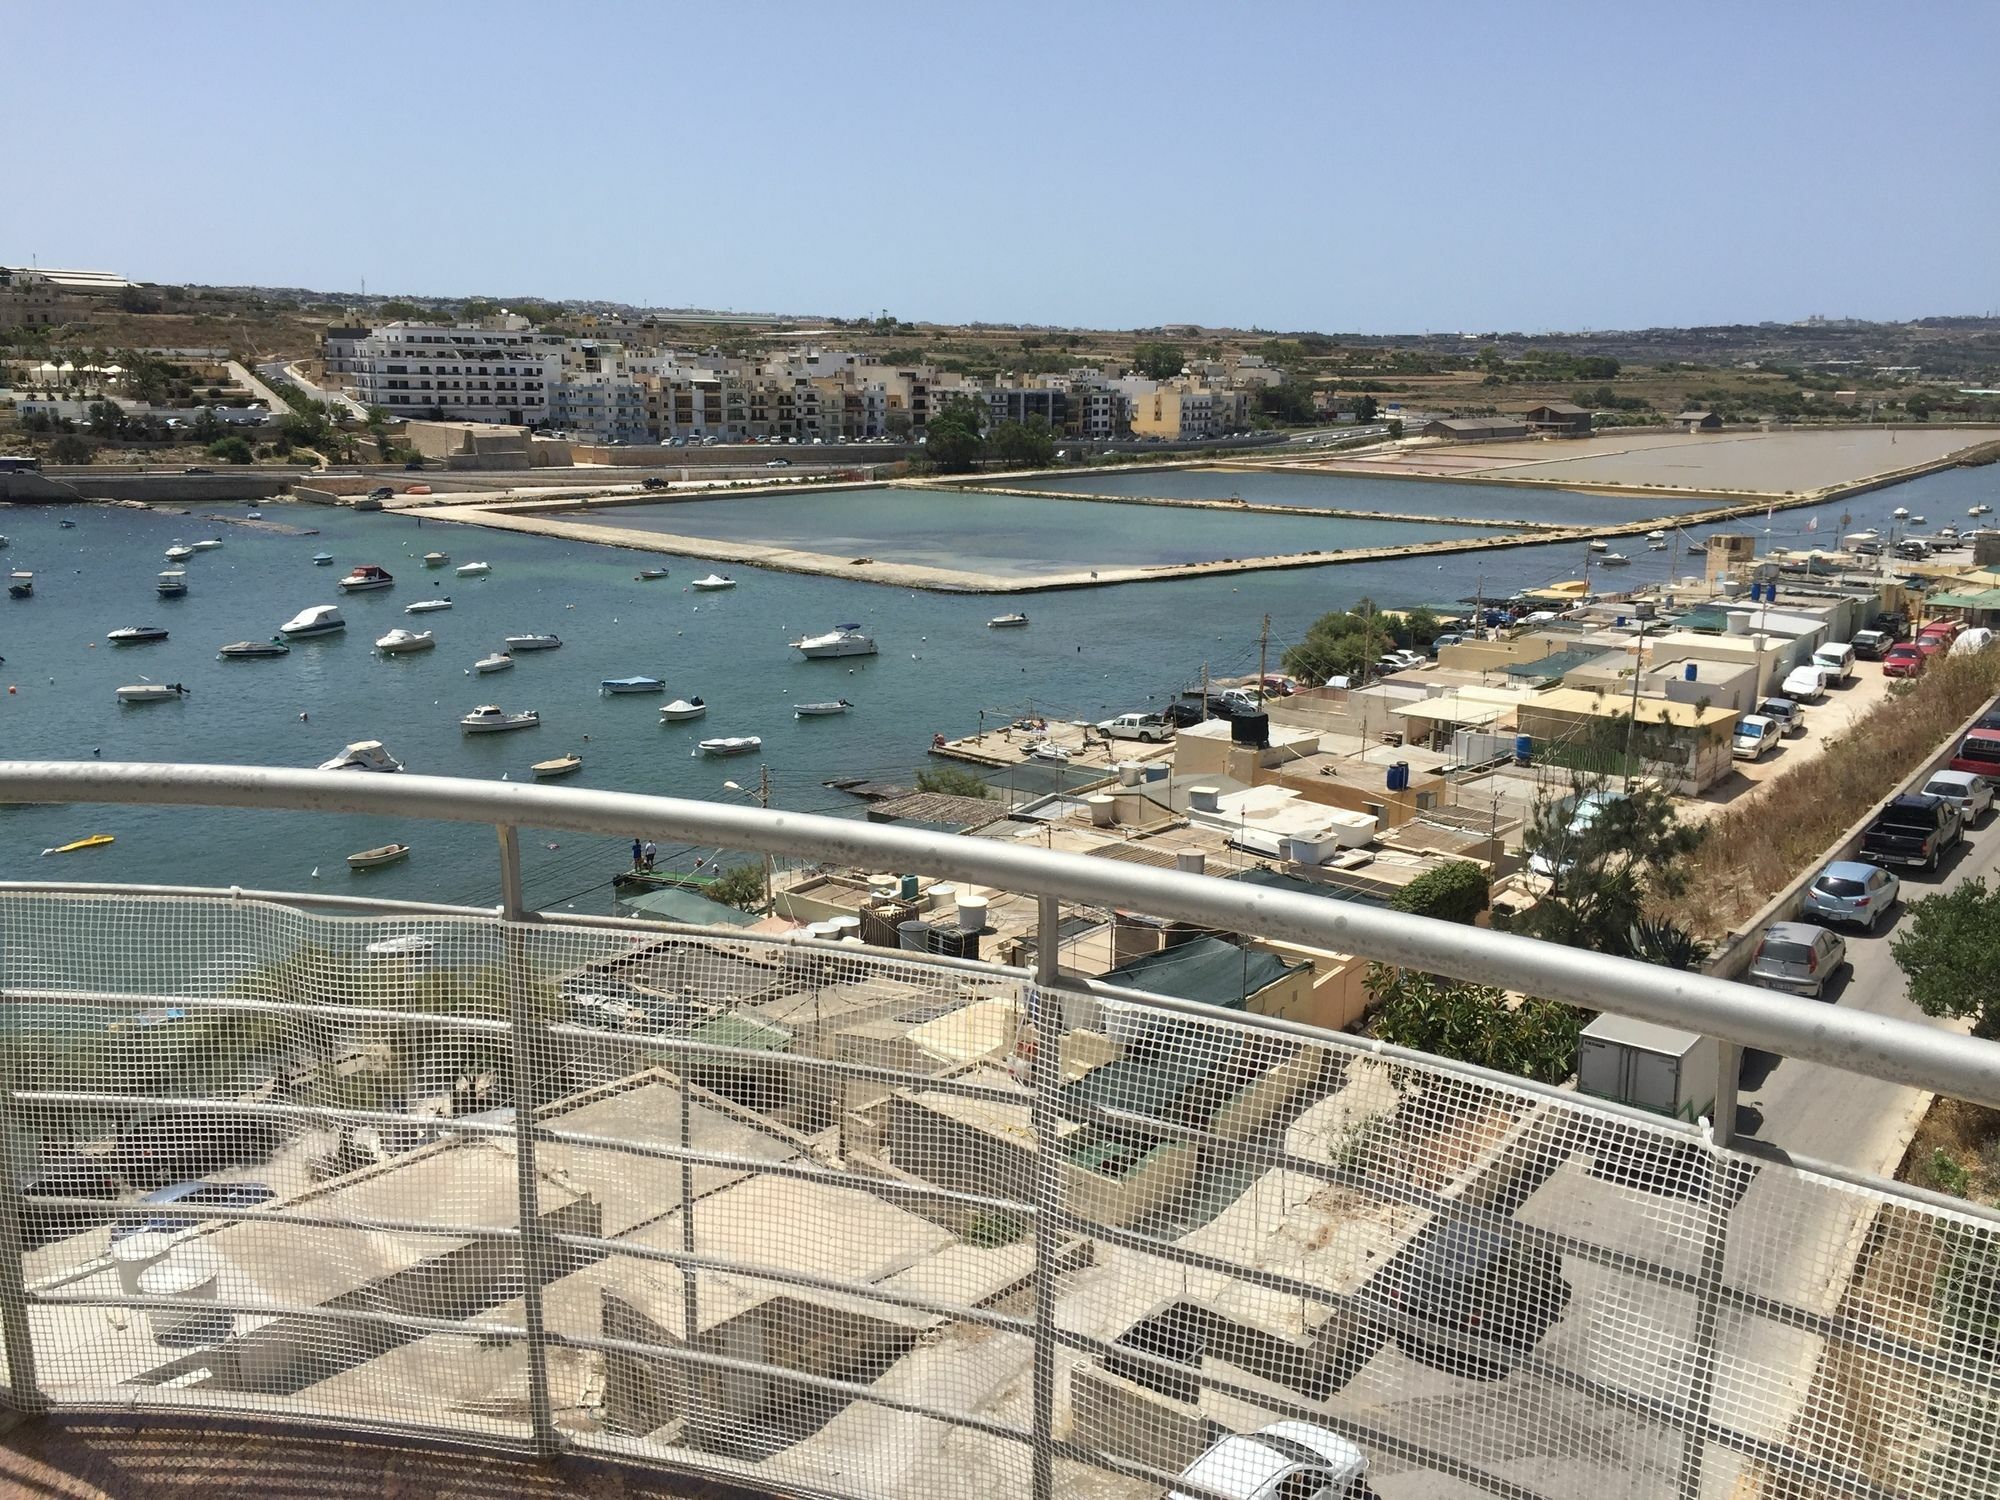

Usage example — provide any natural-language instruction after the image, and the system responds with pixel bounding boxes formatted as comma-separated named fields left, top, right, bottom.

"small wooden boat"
left=42, top=834, right=113, bottom=857
left=988, top=613, right=1029, bottom=628
left=691, top=574, right=736, bottom=591
left=347, top=843, right=411, bottom=870
left=219, top=640, right=290, bottom=659
left=460, top=705, right=539, bottom=734
left=7, top=572, right=30, bottom=598
left=659, top=697, right=707, bottom=722
left=636, top=568, right=669, bottom=580
left=601, top=675, right=663, bottom=694
left=456, top=561, right=492, bottom=577
left=505, top=633, right=561, bottom=651
left=116, top=682, right=190, bottom=703
left=108, top=626, right=170, bottom=644
left=423, top=552, right=450, bottom=568
left=794, top=699, right=852, bottom=717
left=532, top=754, right=583, bottom=778
left=475, top=652, right=514, bottom=674
left=405, top=598, right=452, bottom=614
left=697, top=735, right=760, bottom=756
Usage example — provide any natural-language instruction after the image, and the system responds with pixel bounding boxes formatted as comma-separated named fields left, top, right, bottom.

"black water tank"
left=1230, top=711, right=1270, bottom=748
left=925, top=925, right=980, bottom=962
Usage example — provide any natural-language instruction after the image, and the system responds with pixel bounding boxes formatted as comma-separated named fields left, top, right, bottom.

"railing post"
left=1029, top=894, right=1062, bottom=1500
left=498, top=825, right=560, bottom=1457
left=1675, top=1147, right=1753, bottom=1500
left=0, top=1003, right=44, bottom=1423
left=678, top=1037, right=698, bottom=1347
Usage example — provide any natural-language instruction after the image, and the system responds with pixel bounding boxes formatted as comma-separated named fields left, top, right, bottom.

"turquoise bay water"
left=1002, top=467, right=1732, bottom=524
left=0, top=463, right=1989, bottom=912
left=566, top=488, right=1493, bottom=577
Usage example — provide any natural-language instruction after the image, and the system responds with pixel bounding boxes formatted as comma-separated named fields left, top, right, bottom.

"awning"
left=1389, top=694, right=1506, bottom=728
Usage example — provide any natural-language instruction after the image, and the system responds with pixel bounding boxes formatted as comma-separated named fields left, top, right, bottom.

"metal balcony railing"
left=0, top=760, right=1996, bottom=1500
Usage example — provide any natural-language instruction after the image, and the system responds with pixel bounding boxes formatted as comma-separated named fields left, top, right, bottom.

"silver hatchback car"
left=1801, top=860, right=1900, bottom=933
left=1749, top=920, right=1848, bottom=1000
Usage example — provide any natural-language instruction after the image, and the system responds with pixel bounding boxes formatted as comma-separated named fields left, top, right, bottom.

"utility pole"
left=1257, top=614, right=1271, bottom=697
left=758, top=765, right=775, bottom=914
left=1200, top=662, right=1210, bottom=722
left=1623, top=623, right=1647, bottom=791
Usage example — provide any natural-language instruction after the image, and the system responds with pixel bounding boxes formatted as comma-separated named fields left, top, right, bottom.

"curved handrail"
left=0, top=759, right=1995, bottom=1107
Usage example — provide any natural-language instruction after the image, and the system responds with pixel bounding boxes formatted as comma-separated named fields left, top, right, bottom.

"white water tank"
left=1176, top=850, right=1206, bottom=876
left=1086, top=794, right=1116, bottom=827
left=1725, top=610, right=1753, bottom=636
left=929, top=883, right=955, bottom=909
left=139, top=1246, right=223, bottom=1342
left=956, top=893, right=989, bottom=932
left=1189, top=785, right=1221, bottom=813
left=830, top=915, right=861, bottom=942
left=1117, top=761, right=1143, bottom=787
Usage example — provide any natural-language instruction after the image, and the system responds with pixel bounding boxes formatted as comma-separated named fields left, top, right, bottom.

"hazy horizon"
left=12, top=0, right=1998, bottom=333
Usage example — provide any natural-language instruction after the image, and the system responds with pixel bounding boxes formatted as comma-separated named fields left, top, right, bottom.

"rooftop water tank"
left=1386, top=761, right=1410, bottom=793
left=1725, top=610, right=1753, bottom=636
left=1086, top=794, right=1116, bottom=827
left=956, top=893, right=989, bottom=932
left=1684, top=662, right=1698, bottom=681
left=1175, top=849, right=1206, bottom=875
left=1188, top=785, right=1221, bottom=814
left=1117, top=761, right=1143, bottom=787
left=1514, top=734, right=1533, bottom=766
left=898, top=918, right=932, bottom=952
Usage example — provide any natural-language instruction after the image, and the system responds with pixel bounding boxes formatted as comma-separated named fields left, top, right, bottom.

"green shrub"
left=1389, top=861, right=1488, bottom=925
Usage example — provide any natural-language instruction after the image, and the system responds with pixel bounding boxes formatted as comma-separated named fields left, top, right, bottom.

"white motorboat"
left=365, top=934, right=433, bottom=959
left=1910, top=515, right=1928, bottom=526
left=697, top=735, right=760, bottom=756
left=156, top=570, right=188, bottom=596
left=532, top=754, right=583, bottom=778
left=280, top=604, right=345, bottom=637
left=405, top=598, right=453, bottom=614
left=1972, top=505, right=1992, bottom=517
left=461, top=705, right=539, bottom=733
left=1598, top=552, right=1632, bottom=567
left=456, top=561, right=492, bottom=577
left=636, top=567, right=669, bottom=580
left=108, top=626, right=170, bottom=644
left=190, top=539, right=223, bottom=552
left=115, top=682, right=190, bottom=703
left=1647, top=540, right=1668, bottom=551
left=1028, top=742, right=1072, bottom=763
left=659, top=697, right=707, bottom=722
left=1587, top=539, right=1609, bottom=553
left=218, top=639, right=290, bottom=659
left=474, top=652, right=515, bottom=674
left=792, top=625, right=876, bottom=659
left=1893, top=507, right=1910, bottom=519
left=376, top=628, right=436, bottom=655
left=422, top=552, right=450, bottom=568
left=339, top=564, right=395, bottom=592
left=318, top=740, right=403, bottom=772
left=312, top=552, right=335, bottom=566
left=347, top=843, right=410, bottom=870
left=7, top=572, right=30, bottom=598
left=691, top=574, right=736, bottom=591
left=165, top=544, right=195, bottom=562
left=505, top=633, right=561, bottom=651
left=246, top=510, right=263, bottom=519
left=601, top=675, right=662, bottom=693
left=794, top=699, right=851, bottom=717
left=1645, top=530, right=1667, bottom=541
left=988, top=613, right=1029, bottom=628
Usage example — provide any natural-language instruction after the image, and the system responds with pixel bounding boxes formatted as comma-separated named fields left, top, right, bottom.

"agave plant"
left=1627, top=917, right=1712, bottom=971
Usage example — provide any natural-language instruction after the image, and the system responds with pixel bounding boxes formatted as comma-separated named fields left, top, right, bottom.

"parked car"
left=1781, top=664, right=1832, bottom=702
left=1860, top=793, right=1964, bottom=872
left=1168, top=694, right=1258, bottom=724
left=1850, top=628, right=1897, bottom=660
left=1096, top=712, right=1173, bottom=743
left=1215, top=687, right=1264, bottom=715
left=180, top=466, right=214, bottom=475
left=764, top=458, right=792, bottom=468
left=1920, top=619, right=1963, bottom=647
left=1951, top=726, right=2000, bottom=775
left=1951, top=626, right=1996, bottom=656
left=1802, top=860, right=1901, bottom=933
left=1756, top=696, right=1803, bottom=736
left=1749, top=920, right=1848, bottom=1000
left=1428, top=632, right=1464, bottom=654
left=1916, top=634, right=1951, bottom=662
left=1731, top=714, right=1782, bottom=760
left=1258, top=674, right=1298, bottom=697
left=16, top=1159, right=120, bottom=1249
left=1883, top=643, right=1927, bottom=678
left=111, top=1180, right=276, bottom=1243
left=1528, top=790, right=1627, bottom=877
left=641, top=476, right=669, bottom=490
left=111, top=1107, right=287, bottom=1191
left=1811, top=642, right=1856, bottom=684
left=1371, top=1218, right=1570, bottom=1374
left=1168, top=1421, right=1370, bottom=1500
left=1922, top=769, right=1995, bottom=824
left=367, top=485, right=394, bottom=501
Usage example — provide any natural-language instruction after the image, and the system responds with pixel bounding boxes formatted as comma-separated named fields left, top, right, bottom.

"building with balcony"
left=346, top=316, right=565, bottom=426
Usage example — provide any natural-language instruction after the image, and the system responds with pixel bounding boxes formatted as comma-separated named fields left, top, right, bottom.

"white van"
left=1811, top=642, right=1856, bottom=685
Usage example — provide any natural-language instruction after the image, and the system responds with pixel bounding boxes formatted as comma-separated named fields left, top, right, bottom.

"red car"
left=1883, top=643, right=1927, bottom=677
left=1915, top=635, right=1950, bottom=662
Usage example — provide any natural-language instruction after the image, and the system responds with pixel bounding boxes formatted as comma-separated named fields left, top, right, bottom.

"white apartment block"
left=349, top=316, right=564, bottom=425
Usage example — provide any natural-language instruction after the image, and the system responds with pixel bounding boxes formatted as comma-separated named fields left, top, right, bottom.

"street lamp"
left=720, top=772, right=775, bottom=914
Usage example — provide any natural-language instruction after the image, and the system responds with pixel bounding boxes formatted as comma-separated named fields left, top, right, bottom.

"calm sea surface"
left=0, top=464, right=1989, bottom=911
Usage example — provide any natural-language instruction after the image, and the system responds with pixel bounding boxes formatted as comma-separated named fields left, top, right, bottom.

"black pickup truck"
left=1861, top=794, right=1964, bottom=872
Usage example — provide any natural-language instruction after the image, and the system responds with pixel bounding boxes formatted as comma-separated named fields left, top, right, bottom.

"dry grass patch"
left=1655, top=651, right=2000, bottom=936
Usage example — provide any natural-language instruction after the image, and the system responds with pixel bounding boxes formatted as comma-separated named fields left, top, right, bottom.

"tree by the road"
left=923, top=395, right=985, bottom=472
left=1508, top=771, right=1704, bottom=956
left=1892, top=878, right=2000, bottom=1032
left=1367, top=964, right=1586, bottom=1085
left=1353, top=394, right=1379, bottom=424
left=46, top=433, right=94, bottom=464
left=988, top=416, right=1056, bottom=468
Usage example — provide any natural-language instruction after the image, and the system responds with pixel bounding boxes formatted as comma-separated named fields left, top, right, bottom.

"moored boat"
left=312, top=552, right=335, bottom=566
left=1598, top=552, right=1632, bottom=567
left=165, top=544, right=195, bottom=562
left=423, top=552, right=450, bottom=568
left=691, top=574, right=736, bottom=591
left=115, top=682, right=190, bottom=703
left=460, top=704, right=539, bottom=734
left=405, top=598, right=453, bottom=614
left=456, top=561, right=492, bottom=577
left=988, top=613, right=1029, bottom=628
left=280, top=604, right=345, bottom=637
left=219, top=639, right=290, bottom=659
left=318, top=740, right=403, bottom=772
left=791, top=625, right=876, bottom=659
left=108, top=625, right=170, bottom=644
left=156, top=570, right=188, bottom=596
left=794, top=699, right=852, bottom=717
left=532, top=754, right=583, bottom=778
left=339, top=564, right=394, bottom=592
left=601, top=675, right=663, bottom=694
left=1587, top=539, right=1609, bottom=553
left=658, top=697, right=707, bottom=722
left=504, top=633, right=561, bottom=651
left=190, top=539, right=223, bottom=552
left=1028, top=742, right=1072, bottom=763
left=7, top=572, right=30, bottom=598
left=41, top=834, right=113, bottom=856
left=636, top=567, right=669, bottom=580
left=376, top=628, right=436, bottom=654
left=474, top=652, right=515, bottom=674
left=347, top=843, right=411, bottom=870
left=697, top=735, right=760, bottom=756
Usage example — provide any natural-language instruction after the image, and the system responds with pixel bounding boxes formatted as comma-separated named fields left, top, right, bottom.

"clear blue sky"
left=11, top=1, right=1997, bottom=332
